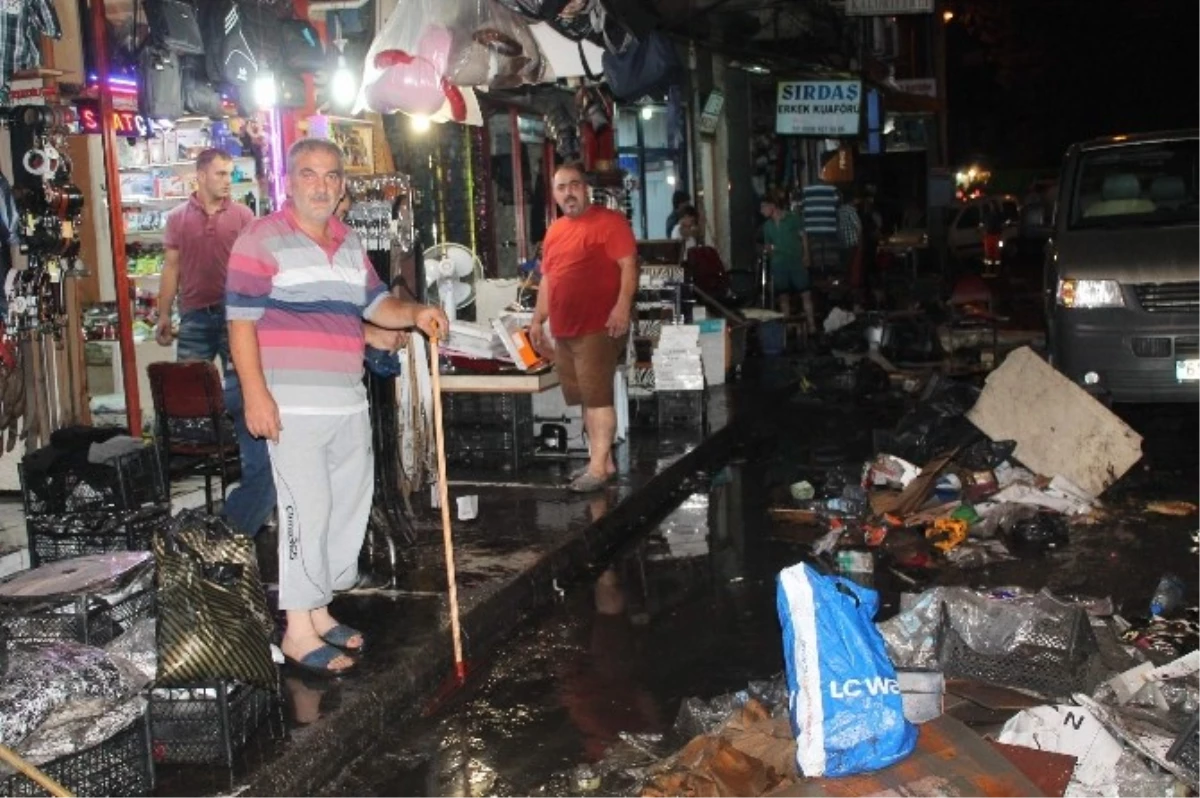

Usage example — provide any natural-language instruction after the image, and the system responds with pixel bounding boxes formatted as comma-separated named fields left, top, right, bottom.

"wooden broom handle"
left=0, top=744, right=73, bottom=797
left=429, top=336, right=464, bottom=671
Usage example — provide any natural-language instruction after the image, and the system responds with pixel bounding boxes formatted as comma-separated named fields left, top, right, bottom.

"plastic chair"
left=147, top=361, right=239, bottom=513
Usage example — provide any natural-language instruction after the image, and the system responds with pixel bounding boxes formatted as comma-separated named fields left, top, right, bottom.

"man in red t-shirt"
left=531, top=163, right=638, bottom=493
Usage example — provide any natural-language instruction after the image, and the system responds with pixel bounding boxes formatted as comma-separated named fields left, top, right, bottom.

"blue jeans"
left=176, top=306, right=276, bottom=536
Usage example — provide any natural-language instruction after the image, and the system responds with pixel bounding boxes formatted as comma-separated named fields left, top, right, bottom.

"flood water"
left=322, top=457, right=803, bottom=796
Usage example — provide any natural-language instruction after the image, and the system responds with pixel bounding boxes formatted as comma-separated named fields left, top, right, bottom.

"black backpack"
left=139, top=47, right=184, bottom=120
left=145, top=0, right=204, bottom=55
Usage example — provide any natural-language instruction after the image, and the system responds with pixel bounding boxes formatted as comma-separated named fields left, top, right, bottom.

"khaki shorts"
left=555, top=332, right=625, bottom=407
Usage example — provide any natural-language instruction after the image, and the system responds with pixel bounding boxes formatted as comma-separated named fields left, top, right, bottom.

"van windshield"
left=1069, top=139, right=1199, bottom=229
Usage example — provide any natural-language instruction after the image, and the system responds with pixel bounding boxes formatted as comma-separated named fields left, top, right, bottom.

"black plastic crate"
left=938, top=605, right=1104, bottom=698
left=148, top=682, right=280, bottom=766
left=1167, top=713, right=1198, bottom=783
left=657, top=390, right=706, bottom=429
left=442, top=393, right=533, bottom=428
left=26, top=505, right=170, bottom=568
left=20, top=445, right=167, bottom=517
left=0, top=714, right=153, bottom=797
left=0, top=585, right=154, bottom=649
left=445, top=425, right=535, bottom=471
left=629, top=396, right=658, bottom=428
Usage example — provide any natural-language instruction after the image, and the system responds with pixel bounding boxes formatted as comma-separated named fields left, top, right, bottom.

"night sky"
left=945, top=0, right=1199, bottom=169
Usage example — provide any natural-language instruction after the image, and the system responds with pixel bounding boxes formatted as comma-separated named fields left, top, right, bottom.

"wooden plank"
left=966, top=346, right=1143, bottom=497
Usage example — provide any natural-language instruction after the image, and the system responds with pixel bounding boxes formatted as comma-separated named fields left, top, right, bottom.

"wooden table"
left=437, top=368, right=559, bottom=394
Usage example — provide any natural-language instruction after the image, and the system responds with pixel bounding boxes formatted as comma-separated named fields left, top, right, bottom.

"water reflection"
left=557, top=569, right=663, bottom=762
left=282, top=675, right=341, bottom=727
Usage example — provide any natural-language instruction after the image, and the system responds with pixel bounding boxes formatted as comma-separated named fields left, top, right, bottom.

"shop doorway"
left=615, top=104, right=686, bottom=241
left=486, top=109, right=549, bottom=277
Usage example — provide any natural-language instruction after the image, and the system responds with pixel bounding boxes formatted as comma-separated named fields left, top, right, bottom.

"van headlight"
left=1056, top=279, right=1125, bottom=308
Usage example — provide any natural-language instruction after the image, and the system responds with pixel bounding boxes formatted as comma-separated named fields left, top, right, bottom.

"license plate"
left=1176, top=359, right=1200, bottom=381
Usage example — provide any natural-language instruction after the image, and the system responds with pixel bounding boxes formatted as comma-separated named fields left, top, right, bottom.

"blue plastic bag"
left=776, top=562, right=917, bottom=777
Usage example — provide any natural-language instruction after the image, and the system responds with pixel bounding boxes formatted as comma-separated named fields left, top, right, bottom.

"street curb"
left=242, top=407, right=756, bottom=795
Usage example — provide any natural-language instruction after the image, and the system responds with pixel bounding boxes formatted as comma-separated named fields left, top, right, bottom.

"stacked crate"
left=441, top=393, right=535, bottom=471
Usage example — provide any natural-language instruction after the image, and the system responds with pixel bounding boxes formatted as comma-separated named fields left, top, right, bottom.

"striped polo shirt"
left=802, top=183, right=839, bottom=237
left=225, top=203, right=387, bottom=414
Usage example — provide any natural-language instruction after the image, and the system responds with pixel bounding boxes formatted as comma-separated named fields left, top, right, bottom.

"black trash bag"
left=1004, top=512, right=1069, bottom=555
left=153, top=510, right=278, bottom=690
left=888, top=380, right=982, bottom=465
left=956, top=438, right=1017, bottom=471
left=827, top=316, right=869, bottom=354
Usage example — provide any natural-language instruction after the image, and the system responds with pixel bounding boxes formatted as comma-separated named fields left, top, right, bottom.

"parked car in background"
left=1044, top=130, right=1199, bottom=402
left=944, top=194, right=1021, bottom=264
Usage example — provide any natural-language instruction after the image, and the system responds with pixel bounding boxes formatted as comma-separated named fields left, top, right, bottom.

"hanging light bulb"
left=254, top=65, right=277, bottom=110
left=410, top=114, right=431, bottom=133
left=329, top=15, right=356, bottom=109
left=641, top=105, right=653, bottom=121
left=331, top=56, right=357, bottom=108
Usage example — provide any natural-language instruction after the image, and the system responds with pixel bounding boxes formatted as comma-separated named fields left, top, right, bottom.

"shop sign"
left=845, top=0, right=933, bottom=15
left=75, top=100, right=159, bottom=138
left=9, top=78, right=57, bottom=105
left=776, top=80, right=861, bottom=136
left=895, top=78, right=937, bottom=97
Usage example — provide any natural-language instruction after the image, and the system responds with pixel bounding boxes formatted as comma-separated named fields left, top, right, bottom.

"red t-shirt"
left=541, top=206, right=637, bottom=338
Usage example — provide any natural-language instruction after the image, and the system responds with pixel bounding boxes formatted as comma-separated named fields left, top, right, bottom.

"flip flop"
left=283, top=643, right=357, bottom=678
left=321, top=623, right=365, bottom=653
left=567, top=471, right=611, bottom=493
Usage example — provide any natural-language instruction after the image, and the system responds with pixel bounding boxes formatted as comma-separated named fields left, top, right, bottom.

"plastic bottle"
left=1150, top=574, right=1185, bottom=617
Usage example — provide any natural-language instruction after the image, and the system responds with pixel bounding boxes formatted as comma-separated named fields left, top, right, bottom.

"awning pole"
left=89, top=0, right=141, bottom=433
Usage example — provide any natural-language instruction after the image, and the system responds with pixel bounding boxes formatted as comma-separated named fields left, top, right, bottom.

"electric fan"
left=423, top=242, right=482, bottom=323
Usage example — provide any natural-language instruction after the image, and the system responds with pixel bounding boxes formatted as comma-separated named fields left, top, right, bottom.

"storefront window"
left=616, top=104, right=687, bottom=240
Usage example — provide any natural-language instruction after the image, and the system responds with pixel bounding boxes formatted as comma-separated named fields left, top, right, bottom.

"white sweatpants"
left=268, top=409, right=373, bottom=611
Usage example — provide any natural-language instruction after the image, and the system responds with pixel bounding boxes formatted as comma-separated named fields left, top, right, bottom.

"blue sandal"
left=320, top=624, right=365, bottom=653
left=284, top=643, right=356, bottom=677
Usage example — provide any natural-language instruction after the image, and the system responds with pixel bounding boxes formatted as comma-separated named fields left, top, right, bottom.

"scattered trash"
left=823, top=307, right=857, bottom=334
left=896, top=669, right=944, bottom=724
left=777, top=563, right=917, bottom=776
left=966, top=346, right=1143, bottom=499
left=866, top=454, right=920, bottom=490
left=572, top=763, right=600, bottom=793
left=1146, top=500, right=1198, bottom=516
left=925, top=518, right=968, bottom=553
left=1150, top=574, right=1186, bottom=617
left=997, top=704, right=1126, bottom=795
left=788, top=481, right=814, bottom=501
left=456, top=495, right=479, bottom=521
left=934, top=473, right=962, bottom=503
left=1004, top=512, right=1069, bottom=554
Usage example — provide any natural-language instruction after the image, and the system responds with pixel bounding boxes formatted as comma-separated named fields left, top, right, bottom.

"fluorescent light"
left=666, top=175, right=676, bottom=186
left=410, top=114, right=431, bottom=133
left=641, top=106, right=653, bottom=120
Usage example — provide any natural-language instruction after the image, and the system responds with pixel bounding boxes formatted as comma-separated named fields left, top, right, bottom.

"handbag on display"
left=281, top=18, right=325, bottom=72
left=145, top=0, right=205, bottom=55
left=180, top=56, right=226, bottom=119
left=601, top=32, right=681, bottom=101
left=139, top=47, right=185, bottom=120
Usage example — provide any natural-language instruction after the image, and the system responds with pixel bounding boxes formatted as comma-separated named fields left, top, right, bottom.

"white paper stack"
left=653, top=324, right=704, bottom=391
left=442, top=320, right=507, bottom=361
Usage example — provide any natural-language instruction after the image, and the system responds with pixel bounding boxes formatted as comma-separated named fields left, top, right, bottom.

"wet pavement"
left=152, top=377, right=796, bottom=797
left=311, top=385, right=1197, bottom=797
left=148, top=352, right=1198, bottom=796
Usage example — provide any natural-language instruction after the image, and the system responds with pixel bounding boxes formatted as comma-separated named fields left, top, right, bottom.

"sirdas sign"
left=776, top=80, right=862, bottom=136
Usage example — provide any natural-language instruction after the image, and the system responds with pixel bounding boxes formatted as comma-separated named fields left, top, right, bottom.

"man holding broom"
left=227, top=138, right=447, bottom=676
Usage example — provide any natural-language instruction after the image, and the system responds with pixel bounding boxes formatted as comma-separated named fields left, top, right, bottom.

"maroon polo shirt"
left=163, top=194, right=254, bottom=312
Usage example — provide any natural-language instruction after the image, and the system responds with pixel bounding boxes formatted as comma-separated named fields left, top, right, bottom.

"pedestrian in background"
left=837, top=189, right=863, bottom=298
left=531, top=162, right=638, bottom=493
left=155, top=148, right=275, bottom=539
left=665, top=189, right=691, bottom=239
left=761, top=192, right=815, bottom=339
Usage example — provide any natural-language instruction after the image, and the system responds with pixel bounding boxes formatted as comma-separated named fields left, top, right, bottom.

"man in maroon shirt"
left=154, top=148, right=272, bottom=538
left=531, top=163, right=638, bottom=493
